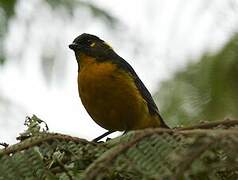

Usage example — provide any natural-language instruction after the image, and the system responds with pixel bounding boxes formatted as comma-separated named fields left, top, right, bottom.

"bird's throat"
left=78, top=53, right=97, bottom=69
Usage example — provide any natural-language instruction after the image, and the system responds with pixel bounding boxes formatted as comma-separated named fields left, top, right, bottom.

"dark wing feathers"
left=117, top=58, right=169, bottom=128
left=114, top=56, right=160, bottom=114
left=102, top=52, right=168, bottom=128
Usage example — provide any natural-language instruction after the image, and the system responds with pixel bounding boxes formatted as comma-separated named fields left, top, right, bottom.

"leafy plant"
left=1, top=115, right=238, bottom=179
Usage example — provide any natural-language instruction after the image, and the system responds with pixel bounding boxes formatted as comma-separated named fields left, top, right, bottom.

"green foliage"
left=0, top=0, right=16, bottom=18
left=156, top=34, right=238, bottom=127
left=1, top=115, right=238, bottom=179
left=0, top=116, right=108, bottom=179
left=0, top=0, right=17, bottom=65
left=0, top=57, right=5, bottom=65
left=0, top=0, right=117, bottom=67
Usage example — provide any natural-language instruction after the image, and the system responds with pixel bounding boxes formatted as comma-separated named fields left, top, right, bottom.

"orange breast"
left=77, top=55, right=160, bottom=131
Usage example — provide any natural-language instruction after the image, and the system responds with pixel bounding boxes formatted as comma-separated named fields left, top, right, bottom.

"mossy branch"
left=1, top=115, right=238, bottom=180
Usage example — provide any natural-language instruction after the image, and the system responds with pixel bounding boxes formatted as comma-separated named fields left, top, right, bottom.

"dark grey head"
left=69, top=33, right=114, bottom=60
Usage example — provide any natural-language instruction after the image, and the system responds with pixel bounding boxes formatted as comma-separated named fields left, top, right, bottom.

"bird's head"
left=69, top=33, right=114, bottom=62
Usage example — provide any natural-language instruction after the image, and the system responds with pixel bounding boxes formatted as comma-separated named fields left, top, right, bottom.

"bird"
left=69, top=33, right=169, bottom=141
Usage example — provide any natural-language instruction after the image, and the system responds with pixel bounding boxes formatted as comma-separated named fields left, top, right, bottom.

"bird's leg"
left=92, top=130, right=115, bottom=142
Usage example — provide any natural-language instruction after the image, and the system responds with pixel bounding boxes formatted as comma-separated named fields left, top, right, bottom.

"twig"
left=0, top=142, right=9, bottom=148
left=0, top=132, right=98, bottom=155
left=84, top=128, right=172, bottom=179
left=177, top=119, right=238, bottom=130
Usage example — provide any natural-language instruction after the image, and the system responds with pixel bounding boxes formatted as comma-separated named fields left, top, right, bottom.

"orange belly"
left=78, top=61, right=159, bottom=131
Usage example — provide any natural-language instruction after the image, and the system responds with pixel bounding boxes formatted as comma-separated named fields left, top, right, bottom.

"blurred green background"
left=0, top=0, right=238, bottom=142
left=156, top=34, right=238, bottom=127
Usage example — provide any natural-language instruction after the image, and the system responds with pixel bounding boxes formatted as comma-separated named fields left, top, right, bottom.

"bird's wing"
left=114, top=56, right=168, bottom=128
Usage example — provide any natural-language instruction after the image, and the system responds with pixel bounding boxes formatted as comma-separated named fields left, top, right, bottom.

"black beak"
left=69, top=43, right=79, bottom=50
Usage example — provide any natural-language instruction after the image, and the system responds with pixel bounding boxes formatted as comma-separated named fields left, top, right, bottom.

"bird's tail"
left=158, top=113, right=170, bottom=128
